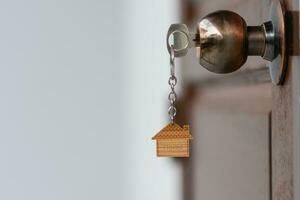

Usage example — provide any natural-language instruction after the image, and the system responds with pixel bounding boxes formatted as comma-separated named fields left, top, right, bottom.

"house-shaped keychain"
left=152, top=123, right=193, bottom=157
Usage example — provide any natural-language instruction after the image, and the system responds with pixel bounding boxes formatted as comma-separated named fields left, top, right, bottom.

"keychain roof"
left=152, top=123, right=192, bottom=140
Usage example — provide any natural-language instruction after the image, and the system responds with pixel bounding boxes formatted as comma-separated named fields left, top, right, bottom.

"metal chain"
left=168, top=45, right=177, bottom=123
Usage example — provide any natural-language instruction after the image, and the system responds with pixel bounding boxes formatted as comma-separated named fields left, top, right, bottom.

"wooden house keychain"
left=152, top=45, right=192, bottom=157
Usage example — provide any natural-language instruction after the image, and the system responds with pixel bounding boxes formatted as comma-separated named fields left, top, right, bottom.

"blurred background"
left=0, top=0, right=182, bottom=200
left=1, top=0, right=299, bottom=200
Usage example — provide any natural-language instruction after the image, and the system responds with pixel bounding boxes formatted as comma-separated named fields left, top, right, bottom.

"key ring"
left=166, top=24, right=191, bottom=57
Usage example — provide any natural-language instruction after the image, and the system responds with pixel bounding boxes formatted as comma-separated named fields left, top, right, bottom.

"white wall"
left=0, top=0, right=180, bottom=200
left=120, top=1, right=182, bottom=200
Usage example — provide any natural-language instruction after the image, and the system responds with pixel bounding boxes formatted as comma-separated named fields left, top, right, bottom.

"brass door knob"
left=167, top=0, right=287, bottom=85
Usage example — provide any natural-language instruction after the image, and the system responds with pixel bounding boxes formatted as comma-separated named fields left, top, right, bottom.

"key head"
left=167, top=24, right=193, bottom=57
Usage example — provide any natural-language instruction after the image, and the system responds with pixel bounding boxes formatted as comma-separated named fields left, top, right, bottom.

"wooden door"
left=177, top=1, right=300, bottom=200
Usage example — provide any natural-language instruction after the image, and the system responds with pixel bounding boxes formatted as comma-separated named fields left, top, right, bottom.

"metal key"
left=166, top=24, right=198, bottom=57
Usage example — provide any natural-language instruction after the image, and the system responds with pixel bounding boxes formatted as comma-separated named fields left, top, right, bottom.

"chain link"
left=168, top=45, right=177, bottom=123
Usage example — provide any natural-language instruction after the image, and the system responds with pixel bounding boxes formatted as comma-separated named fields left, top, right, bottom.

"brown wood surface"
left=179, top=0, right=300, bottom=200
left=178, top=84, right=272, bottom=200
left=271, top=1, right=298, bottom=200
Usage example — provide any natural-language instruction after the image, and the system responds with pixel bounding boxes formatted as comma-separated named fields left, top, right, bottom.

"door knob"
left=167, top=0, right=287, bottom=85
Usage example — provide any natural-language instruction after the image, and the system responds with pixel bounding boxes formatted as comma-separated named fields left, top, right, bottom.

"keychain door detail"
left=152, top=45, right=192, bottom=157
